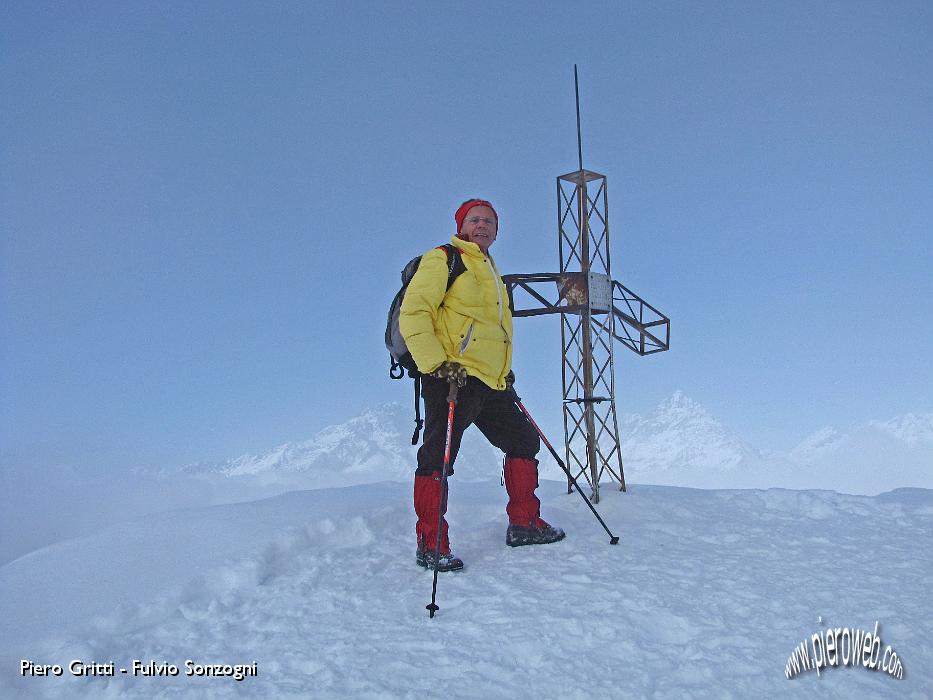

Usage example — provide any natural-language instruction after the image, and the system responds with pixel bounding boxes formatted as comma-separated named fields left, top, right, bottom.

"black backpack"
left=385, top=243, right=466, bottom=443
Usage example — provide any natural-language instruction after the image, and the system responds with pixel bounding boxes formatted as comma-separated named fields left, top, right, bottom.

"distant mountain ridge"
left=182, top=404, right=414, bottom=482
left=870, top=413, right=933, bottom=447
left=615, top=392, right=932, bottom=493
left=178, top=392, right=932, bottom=496
left=180, top=403, right=503, bottom=489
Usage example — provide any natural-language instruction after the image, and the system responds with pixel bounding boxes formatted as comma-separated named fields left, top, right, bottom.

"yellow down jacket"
left=399, top=236, right=513, bottom=391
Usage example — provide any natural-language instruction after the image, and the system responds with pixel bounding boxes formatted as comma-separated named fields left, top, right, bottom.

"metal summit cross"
left=502, top=67, right=671, bottom=503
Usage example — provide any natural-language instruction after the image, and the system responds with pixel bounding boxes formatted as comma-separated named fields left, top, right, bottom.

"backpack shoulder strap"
left=411, top=374, right=423, bottom=444
left=437, top=244, right=466, bottom=290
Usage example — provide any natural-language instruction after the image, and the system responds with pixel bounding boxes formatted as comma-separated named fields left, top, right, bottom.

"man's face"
left=459, top=205, right=498, bottom=253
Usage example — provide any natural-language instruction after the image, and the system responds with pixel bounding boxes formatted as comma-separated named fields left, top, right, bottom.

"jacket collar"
left=450, top=235, right=492, bottom=261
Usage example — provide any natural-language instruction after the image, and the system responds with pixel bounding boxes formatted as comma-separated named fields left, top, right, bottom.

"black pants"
left=415, top=375, right=540, bottom=476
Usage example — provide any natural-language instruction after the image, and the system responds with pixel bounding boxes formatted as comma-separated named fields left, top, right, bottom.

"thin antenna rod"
left=574, top=64, right=584, bottom=173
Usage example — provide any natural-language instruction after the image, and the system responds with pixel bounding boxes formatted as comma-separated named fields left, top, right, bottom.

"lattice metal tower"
left=503, top=67, right=670, bottom=502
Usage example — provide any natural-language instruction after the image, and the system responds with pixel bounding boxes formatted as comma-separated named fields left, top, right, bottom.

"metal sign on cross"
left=503, top=67, right=671, bottom=503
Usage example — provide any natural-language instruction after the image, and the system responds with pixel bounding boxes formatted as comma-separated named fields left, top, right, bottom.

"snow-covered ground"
left=3, top=394, right=931, bottom=697
left=2, top=480, right=931, bottom=698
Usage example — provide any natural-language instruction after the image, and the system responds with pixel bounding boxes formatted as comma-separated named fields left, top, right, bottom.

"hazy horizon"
left=3, top=3, right=931, bottom=509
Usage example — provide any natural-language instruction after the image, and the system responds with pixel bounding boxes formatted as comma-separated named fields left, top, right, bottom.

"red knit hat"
left=455, top=198, right=498, bottom=232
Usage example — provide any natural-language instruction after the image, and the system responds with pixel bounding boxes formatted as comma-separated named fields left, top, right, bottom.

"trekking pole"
left=426, top=379, right=459, bottom=618
left=508, top=386, right=619, bottom=545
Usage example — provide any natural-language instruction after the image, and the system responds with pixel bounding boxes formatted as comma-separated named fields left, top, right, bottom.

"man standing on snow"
left=399, top=198, right=565, bottom=572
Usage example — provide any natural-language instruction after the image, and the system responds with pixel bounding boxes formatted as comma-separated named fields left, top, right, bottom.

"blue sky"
left=3, top=1, right=931, bottom=477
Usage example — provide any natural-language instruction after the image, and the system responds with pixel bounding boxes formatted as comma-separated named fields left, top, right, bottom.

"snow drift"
left=2, top=480, right=930, bottom=698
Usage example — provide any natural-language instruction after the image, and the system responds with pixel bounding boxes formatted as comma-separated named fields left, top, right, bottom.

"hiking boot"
left=416, top=547, right=464, bottom=572
left=506, top=520, right=566, bottom=547
left=414, top=473, right=451, bottom=555
left=503, top=457, right=565, bottom=547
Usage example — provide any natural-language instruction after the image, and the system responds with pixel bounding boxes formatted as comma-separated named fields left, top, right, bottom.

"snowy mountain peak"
left=790, top=412, right=933, bottom=465
left=657, top=389, right=704, bottom=416
left=870, top=413, right=933, bottom=447
left=789, top=426, right=845, bottom=464
left=650, top=391, right=723, bottom=429
left=620, top=391, right=757, bottom=474
left=650, top=391, right=725, bottom=433
left=180, top=402, right=417, bottom=482
left=180, top=402, right=503, bottom=487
